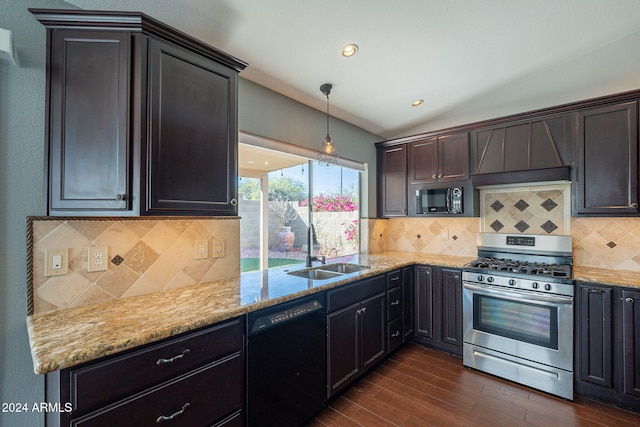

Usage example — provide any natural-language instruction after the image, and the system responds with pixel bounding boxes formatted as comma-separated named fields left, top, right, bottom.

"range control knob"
left=544, top=284, right=552, bottom=291
left=477, top=275, right=484, bottom=282
left=532, top=282, right=539, bottom=289
left=487, top=276, right=494, bottom=283
left=508, top=279, right=517, bottom=286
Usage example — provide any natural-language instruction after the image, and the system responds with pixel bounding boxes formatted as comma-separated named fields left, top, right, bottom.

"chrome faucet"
left=306, top=223, right=326, bottom=267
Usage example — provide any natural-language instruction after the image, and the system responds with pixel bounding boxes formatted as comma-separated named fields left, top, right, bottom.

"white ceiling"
left=65, top=0, right=640, bottom=139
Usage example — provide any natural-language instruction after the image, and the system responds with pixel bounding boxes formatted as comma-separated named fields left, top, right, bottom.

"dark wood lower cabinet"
left=414, top=265, right=462, bottom=356
left=621, top=289, right=640, bottom=400
left=326, top=274, right=387, bottom=399
left=45, top=318, right=245, bottom=427
left=576, top=283, right=640, bottom=412
left=327, top=292, right=386, bottom=398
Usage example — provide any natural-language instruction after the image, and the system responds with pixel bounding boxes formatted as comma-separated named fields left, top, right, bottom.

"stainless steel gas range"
left=462, top=233, right=574, bottom=400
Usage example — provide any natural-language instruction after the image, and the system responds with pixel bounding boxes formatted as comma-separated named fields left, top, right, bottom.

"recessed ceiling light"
left=341, top=44, right=358, bottom=57
left=411, top=99, right=424, bottom=107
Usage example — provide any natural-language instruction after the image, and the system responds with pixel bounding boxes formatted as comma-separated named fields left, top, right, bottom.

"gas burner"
left=465, top=257, right=571, bottom=279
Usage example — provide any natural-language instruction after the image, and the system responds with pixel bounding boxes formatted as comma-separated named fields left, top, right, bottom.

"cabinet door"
left=327, top=304, right=359, bottom=397
left=360, top=293, right=386, bottom=370
left=414, top=266, right=433, bottom=340
left=575, top=101, right=639, bottom=215
left=402, top=266, right=414, bottom=340
left=437, top=268, right=462, bottom=348
left=438, top=133, right=469, bottom=181
left=577, top=284, right=614, bottom=388
left=621, top=289, right=640, bottom=397
left=48, top=30, right=130, bottom=213
left=378, top=145, right=407, bottom=217
left=147, top=38, right=238, bottom=215
left=408, top=137, right=439, bottom=183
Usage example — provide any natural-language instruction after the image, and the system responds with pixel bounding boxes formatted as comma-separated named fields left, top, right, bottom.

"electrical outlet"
left=213, top=240, right=225, bottom=258
left=88, top=246, right=108, bottom=272
left=44, top=248, right=68, bottom=276
left=195, top=239, right=209, bottom=260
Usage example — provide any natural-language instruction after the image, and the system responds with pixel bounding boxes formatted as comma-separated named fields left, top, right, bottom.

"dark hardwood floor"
left=308, top=343, right=640, bottom=427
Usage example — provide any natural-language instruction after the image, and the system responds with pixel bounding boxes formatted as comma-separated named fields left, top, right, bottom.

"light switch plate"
left=44, top=248, right=68, bottom=276
left=88, top=246, right=108, bottom=272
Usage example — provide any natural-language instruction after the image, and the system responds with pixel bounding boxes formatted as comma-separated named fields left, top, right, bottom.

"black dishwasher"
left=247, top=293, right=327, bottom=427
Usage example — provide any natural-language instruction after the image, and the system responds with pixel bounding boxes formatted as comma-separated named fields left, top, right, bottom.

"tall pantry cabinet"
left=31, top=9, right=247, bottom=216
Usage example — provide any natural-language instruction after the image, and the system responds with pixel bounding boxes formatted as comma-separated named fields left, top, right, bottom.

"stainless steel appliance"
left=415, top=186, right=463, bottom=214
left=462, top=233, right=574, bottom=400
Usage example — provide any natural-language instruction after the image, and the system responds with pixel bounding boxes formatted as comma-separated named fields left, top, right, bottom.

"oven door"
left=462, top=282, right=573, bottom=371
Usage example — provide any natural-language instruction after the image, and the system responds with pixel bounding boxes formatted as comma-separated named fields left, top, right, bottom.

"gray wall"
left=238, top=78, right=382, bottom=216
left=0, top=1, right=76, bottom=426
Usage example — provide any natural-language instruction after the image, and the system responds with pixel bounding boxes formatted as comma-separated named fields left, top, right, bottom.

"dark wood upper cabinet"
left=408, top=132, right=469, bottom=184
left=47, top=30, right=131, bottom=213
left=574, top=101, right=639, bottom=216
left=32, top=9, right=247, bottom=216
left=377, top=144, right=407, bottom=217
left=147, top=38, right=238, bottom=214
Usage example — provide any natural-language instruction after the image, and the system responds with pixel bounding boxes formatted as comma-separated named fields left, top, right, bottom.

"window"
left=238, top=136, right=365, bottom=273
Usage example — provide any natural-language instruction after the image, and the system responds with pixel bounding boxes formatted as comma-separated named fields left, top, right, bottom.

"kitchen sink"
left=318, top=263, right=370, bottom=274
left=287, top=269, right=344, bottom=280
left=287, top=263, right=371, bottom=280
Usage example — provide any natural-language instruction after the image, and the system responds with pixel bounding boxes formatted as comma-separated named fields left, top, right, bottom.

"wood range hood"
left=470, top=165, right=571, bottom=187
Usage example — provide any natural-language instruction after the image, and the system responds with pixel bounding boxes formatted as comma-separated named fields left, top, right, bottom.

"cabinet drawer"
left=387, top=317, right=403, bottom=353
left=386, top=270, right=402, bottom=289
left=69, top=318, right=243, bottom=415
left=387, top=287, right=402, bottom=320
left=327, top=275, right=386, bottom=313
left=72, top=351, right=244, bottom=427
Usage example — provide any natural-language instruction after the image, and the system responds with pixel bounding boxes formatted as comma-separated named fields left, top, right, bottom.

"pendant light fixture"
left=318, top=83, right=337, bottom=163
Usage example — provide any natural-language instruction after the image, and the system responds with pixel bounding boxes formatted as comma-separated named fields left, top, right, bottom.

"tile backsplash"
left=480, top=183, right=571, bottom=235
left=28, top=217, right=240, bottom=315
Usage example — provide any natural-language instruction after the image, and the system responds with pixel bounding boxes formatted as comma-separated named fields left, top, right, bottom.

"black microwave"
left=415, top=187, right=463, bottom=214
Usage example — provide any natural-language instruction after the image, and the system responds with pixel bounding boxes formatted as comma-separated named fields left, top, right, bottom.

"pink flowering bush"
left=300, top=194, right=358, bottom=212
left=343, top=219, right=359, bottom=250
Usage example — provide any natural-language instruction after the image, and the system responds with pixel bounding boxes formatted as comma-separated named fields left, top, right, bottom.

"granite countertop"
left=27, top=250, right=640, bottom=376
left=26, top=251, right=473, bottom=375
left=573, top=266, right=640, bottom=289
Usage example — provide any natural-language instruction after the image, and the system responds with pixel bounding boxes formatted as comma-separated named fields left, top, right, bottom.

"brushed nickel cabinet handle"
left=432, top=174, right=437, bottom=179
left=391, top=299, right=401, bottom=306
left=157, top=403, right=190, bottom=423
left=631, top=202, right=638, bottom=209
left=626, top=297, right=634, bottom=303
left=116, top=194, right=126, bottom=201
left=438, top=174, right=443, bottom=179
left=230, top=198, right=238, bottom=206
left=156, top=349, right=190, bottom=365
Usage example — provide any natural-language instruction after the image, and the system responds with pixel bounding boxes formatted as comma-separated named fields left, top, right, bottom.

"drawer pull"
left=391, top=276, right=400, bottom=281
left=391, top=300, right=400, bottom=306
left=391, top=331, right=401, bottom=337
left=626, top=297, right=635, bottom=304
left=156, top=349, right=190, bottom=365
left=156, top=403, right=190, bottom=423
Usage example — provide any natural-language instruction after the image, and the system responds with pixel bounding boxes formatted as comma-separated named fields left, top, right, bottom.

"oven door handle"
left=463, top=282, right=573, bottom=306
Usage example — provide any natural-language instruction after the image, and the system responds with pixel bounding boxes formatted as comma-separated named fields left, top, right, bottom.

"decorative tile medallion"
left=514, top=199, right=530, bottom=212
left=541, top=220, right=558, bottom=234
left=541, top=198, right=558, bottom=212
left=490, top=220, right=504, bottom=232
left=607, top=241, right=617, bottom=248
left=514, top=220, right=530, bottom=233
left=490, top=200, right=504, bottom=212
